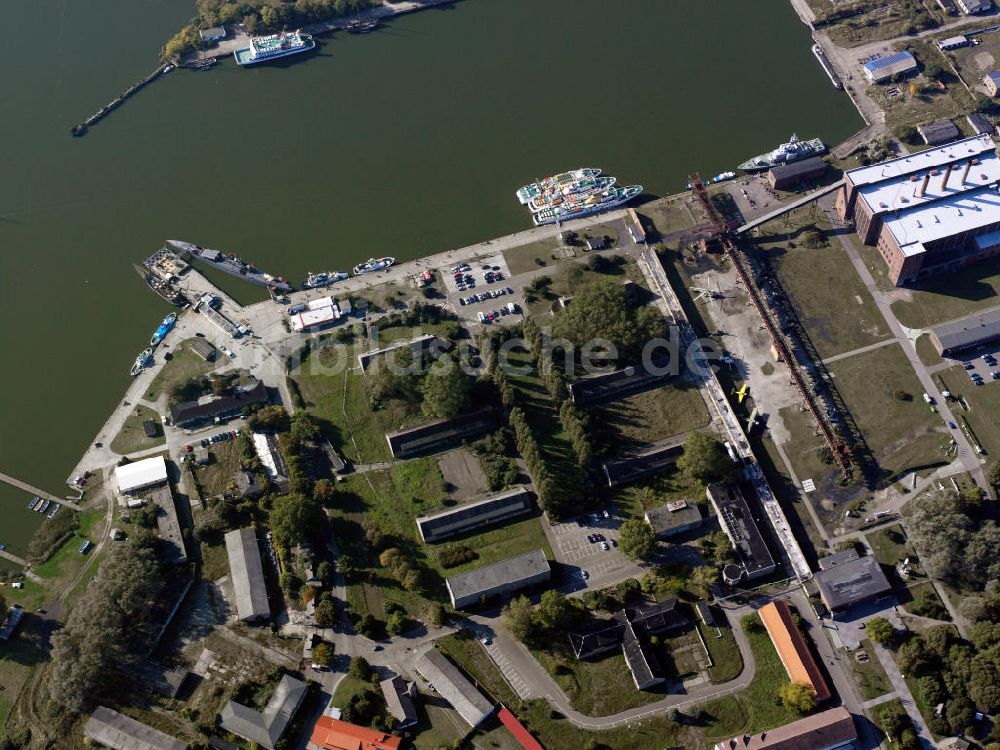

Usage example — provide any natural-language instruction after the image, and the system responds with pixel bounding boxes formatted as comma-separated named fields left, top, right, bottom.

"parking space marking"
left=484, top=643, right=532, bottom=699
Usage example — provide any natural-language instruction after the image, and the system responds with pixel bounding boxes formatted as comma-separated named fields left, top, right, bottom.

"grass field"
left=144, top=338, right=219, bottom=401
left=291, top=348, right=421, bottom=464
left=331, top=463, right=551, bottom=618
left=699, top=620, right=744, bottom=684
left=109, top=404, right=164, bottom=455
left=532, top=643, right=666, bottom=716
left=828, top=342, right=948, bottom=482
left=640, top=195, right=700, bottom=237
left=33, top=509, right=104, bottom=581
left=612, top=466, right=708, bottom=522
left=763, top=241, right=890, bottom=359
left=504, top=239, right=563, bottom=277
left=844, top=638, right=892, bottom=701
left=590, top=382, right=710, bottom=450
left=914, top=334, right=943, bottom=367
left=866, top=524, right=912, bottom=567
left=822, top=5, right=946, bottom=47
left=938, top=365, right=1000, bottom=458
left=189, top=440, right=242, bottom=498
left=890, top=256, right=1000, bottom=329
left=701, top=617, right=805, bottom=741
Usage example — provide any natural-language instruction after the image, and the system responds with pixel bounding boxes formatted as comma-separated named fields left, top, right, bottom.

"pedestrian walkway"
left=0, top=472, right=81, bottom=512
left=871, top=640, right=936, bottom=750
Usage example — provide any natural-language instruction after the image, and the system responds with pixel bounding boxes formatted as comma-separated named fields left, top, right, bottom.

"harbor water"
left=0, top=0, right=863, bottom=555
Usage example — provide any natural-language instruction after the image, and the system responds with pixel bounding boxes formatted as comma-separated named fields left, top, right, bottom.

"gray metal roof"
left=218, top=674, right=307, bottom=750
left=644, top=499, right=702, bottom=536
left=85, top=706, right=187, bottom=750
left=918, top=119, right=961, bottom=145
left=768, top=155, right=828, bottom=180
left=415, top=650, right=493, bottom=728
left=225, top=527, right=270, bottom=621
left=380, top=675, right=418, bottom=726
left=386, top=408, right=497, bottom=458
left=445, top=549, right=550, bottom=603
left=814, top=554, right=892, bottom=610
left=931, top=306, right=1000, bottom=353
left=416, top=486, right=533, bottom=542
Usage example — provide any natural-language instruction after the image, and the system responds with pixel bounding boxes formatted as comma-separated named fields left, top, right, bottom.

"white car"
left=601, top=542, right=609, bottom=551
left=578, top=570, right=589, bottom=580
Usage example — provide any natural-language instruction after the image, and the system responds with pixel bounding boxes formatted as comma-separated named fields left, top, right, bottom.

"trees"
left=904, top=492, right=972, bottom=581
left=677, top=432, right=733, bottom=484
left=551, top=279, right=666, bottom=362
left=618, top=518, right=656, bottom=560
left=313, top=478, right=337, bottom=505
left=503, top=595, right=538, bottom=642
left=312, top=642, right=334, bottom=668
left=696, top=530, right=735, bottom=567
left=778, top=682, right=816, bottom=714
left=270, top=493, right=325, bottom=549
left=247, top=405, right=290, bottom=433
left=314, top=597, right=337, bottom=628
left=349, top=656, right=375, bottom=682
left=537, top=591, right=577, bottom=631
left=689, top=566, right=719, bottom=599
left=866, top=616, right=895, bottom=645
left=419, top=365, right=472, bottom=420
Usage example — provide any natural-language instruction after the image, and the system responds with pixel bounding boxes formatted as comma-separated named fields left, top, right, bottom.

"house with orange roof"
left=758, top=600, right=831, bottom=702
left=308, top=716, right=402, bottom=750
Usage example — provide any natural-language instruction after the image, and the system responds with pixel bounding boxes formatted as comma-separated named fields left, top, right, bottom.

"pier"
left=71, top=63, right=173, bottom=138
left=0, top=473, right=82, bottom=512
left=0, top=549, right=28, bottom=568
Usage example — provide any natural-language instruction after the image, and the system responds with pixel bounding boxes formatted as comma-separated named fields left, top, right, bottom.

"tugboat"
left=353, top=257, right=395, bottom=275
left=738, top=134, right=826, bottom=172
left=130, top=348, right=153, bottom=377
left=149, top=312, right=178, bottom=347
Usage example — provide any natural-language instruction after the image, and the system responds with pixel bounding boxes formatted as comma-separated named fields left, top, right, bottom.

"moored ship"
left=168, top=240, right=293, bottom=293
left=738, top=134, right=826, bottom=172
left=516, top=168, right=602, bottom=205
left=532, top=185, right=643, bottom=226
left=353, top=257, right=395, bottom=275
left=130, top=348, right=153, bottom=377
left=234, top=30, right=315, bottom=67
left=527, top=175, right=617, bottom=213
left=150, top=312, right=178, bottom=347
left=304, top=271, right=349, bottom=289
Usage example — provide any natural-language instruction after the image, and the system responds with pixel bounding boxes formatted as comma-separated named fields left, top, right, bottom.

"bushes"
left=469, top=429, right=519, bottom=491
left=26, top=509, right=79, bottom=563
left=437, top=545, right=477, bottom=569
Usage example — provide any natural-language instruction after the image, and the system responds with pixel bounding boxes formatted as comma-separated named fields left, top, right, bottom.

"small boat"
left=131, top=348, right=153, bottom=377
left=150, top=312, right=178, bottom=347
left=37, top=500, right=50, bottom=514
left=48, top=504, right=60, bottom=519
left=712, top=172, right=737, bottom=183
left=303, top=271, right=350, bottom=289
left=79, top=540, right=92, bottom=554
left=0, top=544, right=5, bottom=551
left=346, top=18, right=379, bottom=33
left=353, top=257, right=395, bottom=275
left=27, top=496, right=39, bottom=510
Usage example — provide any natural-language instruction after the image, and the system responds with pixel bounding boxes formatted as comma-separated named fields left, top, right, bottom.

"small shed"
left=235, top=470, right=263, bottom=499
left=189, top=338, right=216, bottom=362
left=918, top=119, right=960, bottom=145
left=585, top=236, right=607, bottom=251
left=143, top=419, right=159, bottom=438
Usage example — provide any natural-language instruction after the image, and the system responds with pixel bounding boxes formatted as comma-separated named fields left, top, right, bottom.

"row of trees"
left=503, top=591, right=581, bottom=645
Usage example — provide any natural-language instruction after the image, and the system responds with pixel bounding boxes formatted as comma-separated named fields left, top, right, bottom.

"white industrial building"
left=114, top=455, right=169, bottom=495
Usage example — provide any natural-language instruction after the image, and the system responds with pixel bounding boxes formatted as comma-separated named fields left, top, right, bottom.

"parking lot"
left=438, top=252, right=525, bottom=327
left=956, top=348, right=1000, bottom=387
left=545, top=510, right=648, bottom=589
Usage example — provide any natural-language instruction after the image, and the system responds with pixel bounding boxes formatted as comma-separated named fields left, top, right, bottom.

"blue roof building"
left=863, top=51, right=918, bottom=83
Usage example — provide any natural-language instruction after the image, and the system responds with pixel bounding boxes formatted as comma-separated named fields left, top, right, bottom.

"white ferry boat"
left=234, top=31, right=316, bottom=67
left=532, top=185, right=643, bottom=226
left=516, top=168, right=602, bottom=205
left=353, top=257, right=395, bottom=275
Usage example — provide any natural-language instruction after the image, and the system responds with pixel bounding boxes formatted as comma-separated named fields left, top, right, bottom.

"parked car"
left=601, top=542, right=610, bottom=551
left=577, top=570, right=589, bottom=580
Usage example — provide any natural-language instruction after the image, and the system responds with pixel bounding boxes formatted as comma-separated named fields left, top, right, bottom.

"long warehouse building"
left=416, top=486, right=533, bottom=543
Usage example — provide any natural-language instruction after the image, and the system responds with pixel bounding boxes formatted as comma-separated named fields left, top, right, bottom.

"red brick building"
left=836, top=134, right=1000, bottom=285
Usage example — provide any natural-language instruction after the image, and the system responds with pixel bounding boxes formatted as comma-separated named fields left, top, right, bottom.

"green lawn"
left=590, top=381, right=710, bottom=450
left=845, top=639, right=892, bottom=701
left=914, top=334, right=943, bottom=368
left=109, top=404, right=164, bottom=455
left=866, top=524, right=912, bottom=568
left=699, top=621, right=744, bottom=684
left=330, top=675, right=371, bottom=707
left=504, top=239, right=563, bottom=277
left=828, top=342, right=949, bottom=483
left=144, top=338, right=218, bottom=401
left=701, top=618, right=805, bottom=740
left=33, top=509, right=104, bottom=580
left=0, top=635, right=47, bottom=732
left=437, top=634, right=696, bottom=750
left=612, top=467, right=708, bottom=522
left=890, top=256, right=1000, bottom=329
left=331, top=464, right=552, bottom=618
left=641, top=195, right=700, bottom=237
left=762, top=241, right=890, bottom=359
left=938, top=365, right=1000, bottom=459
left=531, top=643, right=666, bottom=716
left=189, top=440, right=243, bottom=498
left=291, top=346, right=424, bottom=464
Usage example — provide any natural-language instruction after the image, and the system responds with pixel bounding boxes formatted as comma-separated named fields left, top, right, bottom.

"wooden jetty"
left=0, top=472, right=81, bottom=512
left=71, top=63, right=173, bottom=137
left=0, top=549, right=28, bottom=568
